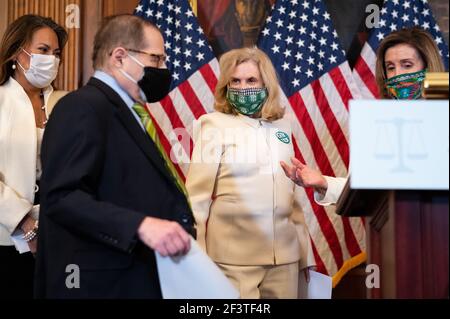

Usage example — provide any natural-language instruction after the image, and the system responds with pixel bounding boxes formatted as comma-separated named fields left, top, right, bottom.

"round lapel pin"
left=276, top=131, right=290, bottom=144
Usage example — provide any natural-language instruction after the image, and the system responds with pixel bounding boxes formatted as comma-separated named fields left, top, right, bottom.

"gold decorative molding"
left=189, top=0, right=197, bottom=16
left=424, top=72, right=449, bottom=99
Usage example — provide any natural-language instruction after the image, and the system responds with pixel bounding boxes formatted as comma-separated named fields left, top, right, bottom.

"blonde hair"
left=214, top=47, right=285, bottom=121
left=375, top=27, right=445, bottom=98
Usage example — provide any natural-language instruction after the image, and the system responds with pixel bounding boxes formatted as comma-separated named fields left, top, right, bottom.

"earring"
left=12, top=63, right=16, bottom=70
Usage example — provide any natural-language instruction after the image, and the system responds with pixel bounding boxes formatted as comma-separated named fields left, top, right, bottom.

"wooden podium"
left=342, top=82, right=449, bottom=298
left=337, top=185, right=449, bottom=298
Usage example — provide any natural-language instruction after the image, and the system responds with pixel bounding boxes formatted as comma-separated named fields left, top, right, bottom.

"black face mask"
left=138, top=67, right=172, bottom=103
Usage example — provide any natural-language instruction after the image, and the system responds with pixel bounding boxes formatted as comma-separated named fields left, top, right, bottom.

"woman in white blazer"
left=0, top=15, right=67, bottom=298
left=186, top=47, right=315, bottom=299
left=281, top=28, right=445, bottom=206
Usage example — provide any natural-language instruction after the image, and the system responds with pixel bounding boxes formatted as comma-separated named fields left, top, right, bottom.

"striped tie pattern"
left=132, top=103, right=190, bottom=202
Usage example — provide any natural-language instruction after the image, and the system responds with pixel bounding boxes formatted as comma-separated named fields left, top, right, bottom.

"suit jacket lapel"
left=87, top=78, right=176, bottom=185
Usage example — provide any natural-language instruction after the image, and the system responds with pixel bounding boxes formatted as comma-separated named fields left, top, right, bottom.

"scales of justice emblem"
left=374, top=118, right=428, bottom=173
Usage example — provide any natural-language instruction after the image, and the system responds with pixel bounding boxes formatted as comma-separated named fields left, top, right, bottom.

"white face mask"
left=17, top=48, right=60, bottom=88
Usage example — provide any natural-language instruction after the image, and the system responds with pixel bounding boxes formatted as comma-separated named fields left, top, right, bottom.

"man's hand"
left=137, top=217, right=191, bottom=257
left=280, top=157, right=328, bottom=193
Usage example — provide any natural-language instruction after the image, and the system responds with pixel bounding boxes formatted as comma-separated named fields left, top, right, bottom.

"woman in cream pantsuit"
left=186, top=47, right=315, bottom=299
left=0, top=15, right=67, bottom=298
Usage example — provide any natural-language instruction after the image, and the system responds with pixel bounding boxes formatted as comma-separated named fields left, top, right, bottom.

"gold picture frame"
left=189, top=0, right=197, bottom=15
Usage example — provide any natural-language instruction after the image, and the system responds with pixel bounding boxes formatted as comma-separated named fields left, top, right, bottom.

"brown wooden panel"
left=102, top=0, right=138, bottom=17
left=102, top=0, right=115, bottom=17
left=395, top=191, right=449, bottom=298
left=0, top=1, right=8, bottom=39
left=368, top=216, right=382, bottom=298
left=81, top=0, right=101, bottom=84
left=364, top=190, right=449, bottom=298
left=395, top=192, right=425, bottom=298
left=81, top=0, right=139, bottom=84
left=422, top=193, right=449, bottom=298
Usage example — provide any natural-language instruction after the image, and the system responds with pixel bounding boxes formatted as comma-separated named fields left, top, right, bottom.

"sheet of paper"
left=298, top=270, right=332, bottom=299
left=155, top=237, right=240, bottom=299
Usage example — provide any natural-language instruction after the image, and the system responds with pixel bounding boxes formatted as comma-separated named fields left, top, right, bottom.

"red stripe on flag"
left=305, top=188, right=344, bottom=269
left=142, top=106, right=187, bottom=182
left=289, top=92, right=335, bottom=177
left=151, top=114, right=187, bottom=182
left=341, top=216, right=362, bottom=257
left=293, top=138, right=344, bottom=269
left=329, top=67, right=353, bottom=110
left=311, top=80, right=350, bottom=168
left=199, top=63, right=218, bottom=94
left=159, top=95, right=193, bottom=156
left=354, top=56, right=380, bottom=98
left=177, top=81, right=208, bottom=120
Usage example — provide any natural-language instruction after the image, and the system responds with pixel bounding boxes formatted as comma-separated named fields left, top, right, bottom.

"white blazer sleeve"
left=185, top=116, right=222, bottom=252
left=292, top=187, right=316, bottom=270
left=314, top=176, right=347, bottom=206
left=0, top=181, right=33, bottom=234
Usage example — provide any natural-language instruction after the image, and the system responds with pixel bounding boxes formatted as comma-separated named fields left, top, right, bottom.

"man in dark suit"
left=35, top=14, right=195, bottom=298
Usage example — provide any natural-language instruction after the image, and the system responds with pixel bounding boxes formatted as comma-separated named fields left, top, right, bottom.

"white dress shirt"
left=314, top=176, right=347, bottom=206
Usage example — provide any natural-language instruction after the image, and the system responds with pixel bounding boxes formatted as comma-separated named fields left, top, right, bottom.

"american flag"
left=354, top=0, right=449, bottom=99
left=257, top=0, right=366, bottom=286
left=135, top=0, right=366, bottom=287
left=134, top=0, right=219, bottom=178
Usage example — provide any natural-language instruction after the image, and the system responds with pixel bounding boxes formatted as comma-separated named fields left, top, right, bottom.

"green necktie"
left=132, top=103, right=190, bottom=202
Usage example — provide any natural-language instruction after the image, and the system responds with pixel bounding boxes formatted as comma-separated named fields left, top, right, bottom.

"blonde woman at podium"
left=281, top=27, right=445, bottom=204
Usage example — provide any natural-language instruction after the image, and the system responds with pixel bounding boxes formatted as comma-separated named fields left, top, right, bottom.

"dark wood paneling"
left=364, top=191, right=449, bottom=298
left=395, top=192, right=425, bottom=298
left=422, top=193, right=449, bottom=298
left=81, top=0, right=139, bottom=84
left=393, top=191, right=449, bottom=298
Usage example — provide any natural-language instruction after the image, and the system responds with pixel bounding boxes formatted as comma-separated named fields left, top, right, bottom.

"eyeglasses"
left=126, top=48, right=167, bottom=67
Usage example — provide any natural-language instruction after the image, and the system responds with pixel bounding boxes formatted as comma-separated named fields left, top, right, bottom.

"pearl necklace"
left=39, top=90, right=48, bottom=126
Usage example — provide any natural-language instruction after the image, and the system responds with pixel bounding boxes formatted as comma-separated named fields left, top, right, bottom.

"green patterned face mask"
left=385, top=69, right=426, bottom=100
left=226, top=87, right=268, bottom=116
